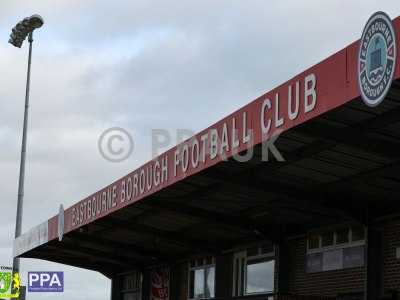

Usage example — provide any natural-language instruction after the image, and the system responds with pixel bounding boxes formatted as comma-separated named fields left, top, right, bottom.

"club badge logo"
left=0, top=267, right=20, bottom=298
left=358, top=12, right=397, bottom=107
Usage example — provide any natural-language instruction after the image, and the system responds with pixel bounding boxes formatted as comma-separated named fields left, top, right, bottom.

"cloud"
left=0, top=1, right=399, bottom=299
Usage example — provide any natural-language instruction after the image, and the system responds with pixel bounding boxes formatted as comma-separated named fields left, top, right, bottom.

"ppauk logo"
left=28, top=272, right=64, bottom=292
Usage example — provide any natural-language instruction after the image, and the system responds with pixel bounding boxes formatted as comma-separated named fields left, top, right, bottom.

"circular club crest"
left=358, top=12, right=397, bottom=107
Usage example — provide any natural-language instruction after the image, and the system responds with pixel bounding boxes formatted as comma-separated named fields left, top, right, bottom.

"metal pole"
left=12, top=31, right=33, bottom=277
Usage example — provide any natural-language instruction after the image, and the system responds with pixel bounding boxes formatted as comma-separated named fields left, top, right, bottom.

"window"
left=233, top=244, right=275, bottom=296
left=307, top=226, right=365, bottom=253
left=351, top=226, right=365, bottom=242
left=246, top=259, right=275, bottom=294
left=308, top=235, right=320, bottom=249
left=189, top=257, right=215, bottom=299
left=336, top=228, right=350, bottom=244
left=306, top=226, right=366, bottom=273
left=321, top=232, right=334, bottom=247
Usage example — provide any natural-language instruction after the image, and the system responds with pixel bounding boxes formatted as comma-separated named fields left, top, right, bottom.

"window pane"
left=123, top=293, right=140, bottom=300
left=205, top=266, right=215, bottom=298
left=123, top=272, right=141, bottom=291
left=245, top=260, right=275, bottom=294
left=308, top=235, right=320, bottom=249
left=321, top=232, right=334, bottom=247
left=336, top=228, right=349, bottom=244
left=352, top=226, right=365, bottom=242
left=194, top=269, right=205, bottom=298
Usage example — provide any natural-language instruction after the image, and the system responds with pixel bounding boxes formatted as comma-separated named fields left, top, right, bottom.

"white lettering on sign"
left=29, top=273, right=39, bottom=284
left=72, top=155, right=169, bottom=227
left=288, top=81, right=300, bottom=120
left=173, top=111, right=252, bottom=176
left=49, top=275, right=62, bottom=287
left=70, top=73, right=318, bottom=229
left=304, top=73, right=317, bottom=112
left=261, top=73, right=317, bottom=135
left=29, top=273, right=62, bottom=287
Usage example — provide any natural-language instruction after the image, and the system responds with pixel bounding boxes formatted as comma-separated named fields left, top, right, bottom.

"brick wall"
left=149, top=221, right=400, bottom=300
left=383, top=221, right=400, bottom=292
left=288, top=238, right=365, bottom=297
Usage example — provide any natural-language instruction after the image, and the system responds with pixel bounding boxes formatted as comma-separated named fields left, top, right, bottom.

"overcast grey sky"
left=1, top=1, right=399, bottom=299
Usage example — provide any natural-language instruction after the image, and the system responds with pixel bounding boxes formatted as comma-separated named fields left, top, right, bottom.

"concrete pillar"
left=365, top=226, right=384, bottom=300
left=170, top=262, right=188, bottom=300
left=276, top=239, right=290, bottom=295
left=215, top=254, right=232, bottom=300
left=142, top=270, right=150, bottom=300
left=110, top=276, right=121, bottom=300
left=18, top=286, right=26, bottom=300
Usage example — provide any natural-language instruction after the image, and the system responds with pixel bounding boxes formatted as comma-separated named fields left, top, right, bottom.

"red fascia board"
left=40, top=16, right=399, bottom=243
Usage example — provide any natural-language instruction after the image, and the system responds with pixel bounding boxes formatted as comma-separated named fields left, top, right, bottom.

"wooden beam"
left=70, top=231, right=166, bottom=261
left=35, top=251, right=121, bottom=278
left=98, top=217, right=224, bottom=253
left=205, top=167, right=359, bottom=220
left=295, top=120, right=400, bottom=160
left=48, top=242, right=142, bottom=268
left=150, top=198, right=266, bottom=234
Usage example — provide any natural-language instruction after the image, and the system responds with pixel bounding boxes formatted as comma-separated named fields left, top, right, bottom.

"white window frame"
left=232, top=251, right=246, bottom=297
left=188, top=257, right=216, bottom=300
left=232, top=245, right=275, bottom=297
left=306, top=226, right=366, bottom=254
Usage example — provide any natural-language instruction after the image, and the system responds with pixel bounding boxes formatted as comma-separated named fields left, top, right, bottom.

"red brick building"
left=14, top=11, right=400, bottom=300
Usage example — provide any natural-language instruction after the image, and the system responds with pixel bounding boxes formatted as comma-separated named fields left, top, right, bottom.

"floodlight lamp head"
left=8, top=14, right=44, bottom=48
